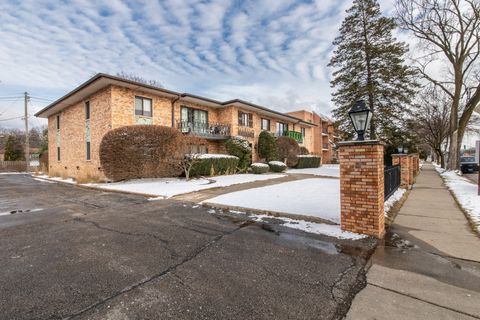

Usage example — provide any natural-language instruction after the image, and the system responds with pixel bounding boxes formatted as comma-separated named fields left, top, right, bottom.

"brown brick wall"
left=339, top=142, right=385, bottom=238
left=48, top=87, right=112, bottom=182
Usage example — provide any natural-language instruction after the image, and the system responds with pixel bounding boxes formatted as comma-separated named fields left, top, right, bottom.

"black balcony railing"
left=384, top=165, right=401, bottom=200
left=177, top=121, right=230, bottom=139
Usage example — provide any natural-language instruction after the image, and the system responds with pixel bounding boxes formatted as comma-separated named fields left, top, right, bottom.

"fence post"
left=392, top=154, right=411, bottom=189
left=338, top=140, right=385, bottom=238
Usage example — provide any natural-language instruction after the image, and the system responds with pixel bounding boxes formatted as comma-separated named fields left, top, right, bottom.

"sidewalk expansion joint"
left=367, top=282, right=480, bottom=319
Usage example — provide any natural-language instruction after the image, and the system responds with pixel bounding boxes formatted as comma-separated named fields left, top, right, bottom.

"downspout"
left=171, top=94, right=181, bottom=128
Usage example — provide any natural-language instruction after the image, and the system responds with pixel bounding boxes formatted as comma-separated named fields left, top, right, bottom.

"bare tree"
left=116, top=72, right=164, bottom=88
left=396, top=0, right=480, bottom=170
left=411, top=87, right=451, bottom=167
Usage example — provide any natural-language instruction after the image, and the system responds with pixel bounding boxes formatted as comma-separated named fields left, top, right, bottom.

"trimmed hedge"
left=268, top=161, right=287, bottom=172
left=251, top=162, right=269, bottom=174
left=100, top=125, right=186, bottom=181
left=277, top=136, right=300, bottom=167
left=190, top=155, right=239, bottom=176
left=296, top=155, right=321, bottom=168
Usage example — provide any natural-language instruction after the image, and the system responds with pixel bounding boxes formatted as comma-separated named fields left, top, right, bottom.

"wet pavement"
left=464, top=173, right=478, bottom=184
left=0, top=173, right=376, bottom=320
left=347, top=164, right=480, bottom=320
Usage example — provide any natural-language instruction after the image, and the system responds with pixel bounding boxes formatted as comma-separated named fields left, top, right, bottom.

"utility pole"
left=24, top=92, right=29, bottom=172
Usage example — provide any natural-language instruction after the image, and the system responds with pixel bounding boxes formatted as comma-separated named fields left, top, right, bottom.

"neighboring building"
left=286, top=110, right=337, bottom=163
left=35, top=73, right=315, bottom=181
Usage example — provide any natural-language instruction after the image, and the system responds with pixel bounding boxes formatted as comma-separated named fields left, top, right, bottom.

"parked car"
left=460, top=156, right=479, bottom=173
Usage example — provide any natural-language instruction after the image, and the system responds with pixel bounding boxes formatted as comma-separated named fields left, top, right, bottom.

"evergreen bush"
left=268, top=161, right=287, bottom=172
left=296, top=155, right=321, bottom=168
left=226, top=136, right=252, bottom=171
left=251, top=162, right=269, bottom=174
left=258, top=131, right=278, bottom=161
left=190, top=155, right=239, bottom=177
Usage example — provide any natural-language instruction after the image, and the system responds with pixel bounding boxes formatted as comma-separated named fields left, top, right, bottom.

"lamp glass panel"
left=351, top=111, right=368, bottom=132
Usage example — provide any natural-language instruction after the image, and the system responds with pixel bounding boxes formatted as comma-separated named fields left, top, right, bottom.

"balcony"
left=273, top=131, right=303, bottom=143
left=177, top=121, right=230, bottom=140
left=238, top=126, right=255, bottom=138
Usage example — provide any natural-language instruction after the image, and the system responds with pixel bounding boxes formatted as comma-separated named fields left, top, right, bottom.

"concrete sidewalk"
left=347, top=163, right=480, bottom=320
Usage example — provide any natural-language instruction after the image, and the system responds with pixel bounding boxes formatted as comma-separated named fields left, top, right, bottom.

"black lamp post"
left=348, top=100, right=372, bottom=141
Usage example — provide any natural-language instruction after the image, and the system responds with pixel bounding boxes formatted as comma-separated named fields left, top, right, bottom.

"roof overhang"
left=222, top=100, right=315, bottom=127
left=35, top=74, right=180, bottom=118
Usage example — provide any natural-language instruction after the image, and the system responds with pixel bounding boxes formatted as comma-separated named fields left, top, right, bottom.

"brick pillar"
left=392, top=154, right=411, bottom=188
left=413, top=154, right=420, bottom=176
left=408, top=155, right=414, bottom=184
left=338, top=140, right=385, bottom=238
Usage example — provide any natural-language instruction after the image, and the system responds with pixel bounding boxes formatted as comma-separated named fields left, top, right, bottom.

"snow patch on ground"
left=251, top=215, right=367, bottom=240
left=35, top=175, right=76, bottom=184
left=89, top=173, right=286, bottom=198
left=0, top=208, right=43, bottom=216
left=205, top=178, right=340, bottom=224
left=286, top=165, right=339, bottom=177
left=439, top=170, right=480, bottom=228
left=32, top=177, right=56, bottom=184
left=0, top=172, right=28, bottom=175
left=384, top=188, right=407, bottom=216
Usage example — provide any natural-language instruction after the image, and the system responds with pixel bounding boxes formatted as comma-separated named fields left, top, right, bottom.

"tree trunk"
left=447, top=67, right=463, bottom=170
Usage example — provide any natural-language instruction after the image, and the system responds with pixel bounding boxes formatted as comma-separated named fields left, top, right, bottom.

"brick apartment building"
left=36, top=73, right=334, bottom=181
left=286, top=110, right=337, bottom=163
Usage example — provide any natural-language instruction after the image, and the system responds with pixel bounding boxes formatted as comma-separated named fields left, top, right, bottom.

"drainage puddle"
left=0, top=208, right=43, bottom=216
left=279, top=233, right=340, bottom=255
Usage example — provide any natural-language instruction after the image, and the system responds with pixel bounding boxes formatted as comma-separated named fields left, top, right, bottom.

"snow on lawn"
left=35, top=175, right=76, bottom=184
left=205, top=178, right=341, bottom=224
left=250, top=214, right=367, bottom=240
left=286, top=164, right=339, bottom=177
left=439, top=170, right=480, bottom=228
left=88, top=173, right=286, bottom=198
left=384, top=188, right=407, bottom=216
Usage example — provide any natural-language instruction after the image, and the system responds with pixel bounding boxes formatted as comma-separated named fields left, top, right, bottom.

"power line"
left=0, top=96, right=22, bottom=116
left=0, top=115, right=23, bottom=122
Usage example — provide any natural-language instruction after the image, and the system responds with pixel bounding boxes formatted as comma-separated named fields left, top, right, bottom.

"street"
left=0, top=174, right=375, bottom=320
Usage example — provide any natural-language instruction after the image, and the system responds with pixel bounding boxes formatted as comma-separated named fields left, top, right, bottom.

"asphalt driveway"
left=0, top=174, right=376, bottom=320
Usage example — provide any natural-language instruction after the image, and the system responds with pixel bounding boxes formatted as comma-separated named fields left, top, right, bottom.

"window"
left=261, top=118, right=270, bottom=131
left=135, top=96, right=152, bottom=117
left=238, top=111, right=253, bottom=127
left=181, top=106, right=208, bottom=133
left=86, top=142, right=91, bottom=160
left=57, top=147, right=61, bottom=161
left=276, top=122, right=288, bottom=135
left=56, top=115, right=60, bottom=130
left=85, top=101, right=90, bottom=120
left=301, top=127, right=306, bottom=137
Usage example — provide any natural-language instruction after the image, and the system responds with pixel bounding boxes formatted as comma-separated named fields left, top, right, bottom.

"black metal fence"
left=384, top=165, right=400, bottom=200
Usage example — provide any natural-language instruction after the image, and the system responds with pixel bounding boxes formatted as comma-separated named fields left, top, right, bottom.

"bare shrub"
left=100, top=125, right=187, bottom=181
left=277, top=136, right=300, bottom=167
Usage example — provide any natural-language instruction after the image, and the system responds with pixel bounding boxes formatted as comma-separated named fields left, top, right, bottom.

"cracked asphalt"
left=0, top=174, right=376, bottom=320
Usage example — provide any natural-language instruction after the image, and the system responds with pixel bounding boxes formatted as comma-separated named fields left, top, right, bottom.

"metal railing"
left=177, top=121, right=230, bottom=139
left=238, top=126, right=255, bottom=138
left=384, top=165, right=400, bottom=200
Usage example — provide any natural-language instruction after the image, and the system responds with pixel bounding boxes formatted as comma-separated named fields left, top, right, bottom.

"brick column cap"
left=391, top=154, right=409, bottom=157
left=337, top=139, right=382, bottom=147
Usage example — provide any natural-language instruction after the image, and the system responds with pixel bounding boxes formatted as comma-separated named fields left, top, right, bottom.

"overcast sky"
left=0, top=0, right=397, bottom=130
